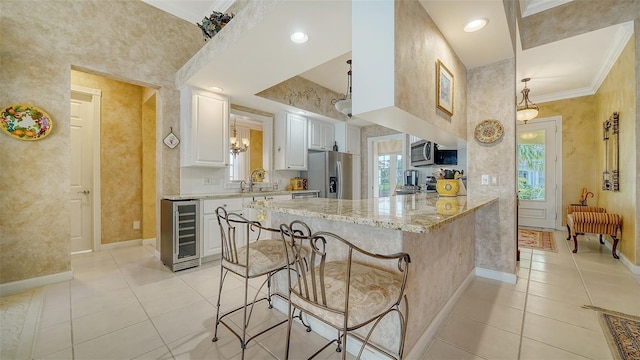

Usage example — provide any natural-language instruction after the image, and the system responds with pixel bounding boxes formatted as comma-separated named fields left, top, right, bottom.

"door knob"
left=78, top=190, right=90, bottom=195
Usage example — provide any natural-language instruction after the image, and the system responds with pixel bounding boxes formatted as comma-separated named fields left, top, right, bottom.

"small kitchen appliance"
left=404, top=170, right=419, bottom=187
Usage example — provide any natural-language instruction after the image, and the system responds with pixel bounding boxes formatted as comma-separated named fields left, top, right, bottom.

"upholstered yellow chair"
left=566, top=205, right=622, bottom=259
left=280, top=222, right=411, bottom=360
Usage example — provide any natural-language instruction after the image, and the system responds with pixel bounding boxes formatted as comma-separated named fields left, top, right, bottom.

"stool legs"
left=566, top=225, right=571, bottom=240
left=571, top=234, right=619, bottom=259
left=611, top=236, right=620, bottom=259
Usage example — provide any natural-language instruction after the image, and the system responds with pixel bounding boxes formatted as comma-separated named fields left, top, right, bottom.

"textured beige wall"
left=256, top=75, right=349, bottom=121
left=394, top=0, right=468, bottom=140
left=595, top=35, right=636, bottom=263
left=0, top=0, right=203, bottom=284
left=467, top=58, right=517, bottom=274
left=142, top=95, right=157, bottom=241
left=537, top=96, right=598, bottom=224
left=519, top=0, right=639, bottom=49
left=71, top=71, right=145, bottom=245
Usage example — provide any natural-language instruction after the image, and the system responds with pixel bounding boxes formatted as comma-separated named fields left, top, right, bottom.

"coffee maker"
left=404, top=170, right=419, bottom=189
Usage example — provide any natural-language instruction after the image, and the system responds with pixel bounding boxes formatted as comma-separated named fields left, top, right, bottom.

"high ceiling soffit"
left=143, top=0, right=635, bottom=113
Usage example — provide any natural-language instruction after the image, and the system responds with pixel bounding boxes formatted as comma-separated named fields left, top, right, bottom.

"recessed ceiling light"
left=464, top=18, right=488, bottom=32
left=209, top=86, right=224, bottom=92
left=290, top=32, right=308, bottom=44
left=296, top=110, right=306, bottom=115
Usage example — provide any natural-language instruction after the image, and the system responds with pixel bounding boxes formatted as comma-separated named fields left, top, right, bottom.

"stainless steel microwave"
left=410, top=140, right=434, bottom=166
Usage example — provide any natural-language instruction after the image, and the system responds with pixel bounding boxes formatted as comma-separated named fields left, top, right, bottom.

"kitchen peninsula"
left=247, top=193, right=500, bottom=356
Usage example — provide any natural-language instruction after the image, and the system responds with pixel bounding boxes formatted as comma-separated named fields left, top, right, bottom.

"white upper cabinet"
left=334, top=123, right=361, bottom=155
left=274, top=112, right=307, bottom=170
left=180, top=87, right=229, bottom=167
left=308, top=118, right=335, bottom=151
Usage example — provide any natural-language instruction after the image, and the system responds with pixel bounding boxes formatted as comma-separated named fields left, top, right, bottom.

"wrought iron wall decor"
left=602, top=112, right=619, bottom=192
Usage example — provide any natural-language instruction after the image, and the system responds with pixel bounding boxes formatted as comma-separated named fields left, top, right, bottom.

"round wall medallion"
left=1, top=104, right=53, bottom=140
left=474, top=119, right=504, bottom=144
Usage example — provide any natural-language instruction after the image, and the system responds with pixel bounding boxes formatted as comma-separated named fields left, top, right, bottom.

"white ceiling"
left=142, top=0, right=634, bottom=113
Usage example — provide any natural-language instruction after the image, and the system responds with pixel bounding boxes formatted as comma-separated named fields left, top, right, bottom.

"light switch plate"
left=481, top=175, right=489, bottom=185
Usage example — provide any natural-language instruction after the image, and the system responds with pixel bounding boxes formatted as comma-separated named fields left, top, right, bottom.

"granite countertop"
left=246, top=193, right=498, bottom=233
left=163, top=189, right=320, bottom=201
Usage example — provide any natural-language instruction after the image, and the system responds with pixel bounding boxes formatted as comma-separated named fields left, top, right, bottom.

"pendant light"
left=229, top=119, right=249, bottom=157
left=516, top=78, right=539, bottom=124
left=332, top=59, right=352, bottom=118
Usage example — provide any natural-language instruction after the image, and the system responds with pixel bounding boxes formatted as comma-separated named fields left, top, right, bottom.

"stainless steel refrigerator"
left=307, top=151, right=354, bottom=199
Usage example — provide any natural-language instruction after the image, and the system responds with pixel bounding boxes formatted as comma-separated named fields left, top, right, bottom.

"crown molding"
left=520, top=0, right=573, bottom=17
left=536, top=21, right=633, bottom=104
left=591, top=21, right=634, bottom=94
left=535, top=86, right=594, bottom=104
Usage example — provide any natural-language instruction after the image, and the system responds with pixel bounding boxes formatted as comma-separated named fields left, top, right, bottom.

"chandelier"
left=332, top=59, right=352, bottom=118
left=516, top=77, right=539, bottom=124
left=229, top=120, right=249, bottom=157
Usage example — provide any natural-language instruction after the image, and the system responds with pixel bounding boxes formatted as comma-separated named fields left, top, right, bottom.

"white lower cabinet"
left=201, top=198, right=243, bottom=261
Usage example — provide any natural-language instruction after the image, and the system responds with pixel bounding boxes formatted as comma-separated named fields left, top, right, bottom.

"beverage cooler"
left=161, top=199, right=200, bottom=271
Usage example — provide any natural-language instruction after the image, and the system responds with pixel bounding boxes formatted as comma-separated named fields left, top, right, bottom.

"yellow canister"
left=436, top=179, right=459, bottom=197
left=290, top=177, right=305, bottom=190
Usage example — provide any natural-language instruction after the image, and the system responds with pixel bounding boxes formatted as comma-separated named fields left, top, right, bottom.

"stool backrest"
left=215, top=206, right=280, bottom=266
left=280, top=222, right=411, bottom=319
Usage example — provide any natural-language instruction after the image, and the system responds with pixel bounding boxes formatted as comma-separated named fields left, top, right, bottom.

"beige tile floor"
left=423, top=230, right=640, bottom=360
left=5, top=229, right=640, bottom=359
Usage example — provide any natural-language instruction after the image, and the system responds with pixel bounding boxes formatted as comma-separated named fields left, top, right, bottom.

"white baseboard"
left=475, top=267, right=517, bottom=284
left=600, top=238, right=640, bottom=275
left=0, top=271, right=73, bottom=296
left=99, top=238, right=143, bottom=250
left=405, top=270, right=475, bottom=360
left=142, top=238, right=156, bottom=247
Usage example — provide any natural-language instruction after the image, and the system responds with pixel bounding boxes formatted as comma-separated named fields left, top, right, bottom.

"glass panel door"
left=517, top=119, right=557, bottom=229
left=377, top=153, right=403, bottom=197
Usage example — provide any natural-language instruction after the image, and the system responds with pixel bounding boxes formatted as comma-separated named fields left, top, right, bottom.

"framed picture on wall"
left=436, top=60, right=454, bottom=116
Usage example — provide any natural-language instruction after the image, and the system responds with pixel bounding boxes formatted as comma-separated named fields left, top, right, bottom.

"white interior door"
left=517, top=118, right=561, bottom=229
left=70, top=87, right=99, bottom=252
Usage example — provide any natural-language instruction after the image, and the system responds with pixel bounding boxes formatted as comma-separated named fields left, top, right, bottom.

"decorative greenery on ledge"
left=197, top=11, right=234, bottom=41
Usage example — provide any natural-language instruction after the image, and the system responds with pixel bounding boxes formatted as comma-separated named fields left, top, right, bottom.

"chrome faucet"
left=248, top=168, right=265, bottom=193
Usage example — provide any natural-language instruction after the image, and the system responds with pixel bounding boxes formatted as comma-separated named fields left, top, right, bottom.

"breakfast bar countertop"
left=246, top=193, right=498, bottom=233
left=163, top=189, right=320, bottom=201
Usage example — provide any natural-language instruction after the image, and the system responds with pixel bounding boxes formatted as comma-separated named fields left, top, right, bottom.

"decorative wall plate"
left=1, top=104, right=53, bottom=140
left=474, top=119, right=504, bottom=144
left=163, top=127, right=180, bottom=149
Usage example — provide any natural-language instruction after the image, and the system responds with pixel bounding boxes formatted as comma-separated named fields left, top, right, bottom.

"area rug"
left=518, top=228, right=557, bottom=252
left=583, top=305, right=640, bottom=360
